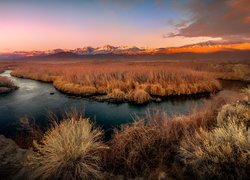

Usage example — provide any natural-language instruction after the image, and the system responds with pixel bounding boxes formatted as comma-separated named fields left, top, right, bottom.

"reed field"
left=9, top=59, right=248, bottom=104
left=0, top=59, right=249, bottom=179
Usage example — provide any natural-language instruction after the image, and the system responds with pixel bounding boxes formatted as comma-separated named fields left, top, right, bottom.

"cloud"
left=169, top=0, right=250, bottom=42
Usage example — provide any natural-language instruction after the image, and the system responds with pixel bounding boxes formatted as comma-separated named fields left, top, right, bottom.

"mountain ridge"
left=1, top=42, right=250, bottom=59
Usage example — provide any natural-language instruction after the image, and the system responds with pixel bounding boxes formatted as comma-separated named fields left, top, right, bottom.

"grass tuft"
left=127, top=89, right=152, bottom=104
left=0, top=76, right=18, bottom=93
left=180, top=101, right=250, bottom=179
left=23, top=112, right=108, bottom=179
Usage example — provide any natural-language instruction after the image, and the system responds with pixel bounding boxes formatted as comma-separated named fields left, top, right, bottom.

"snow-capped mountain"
left=69, top=45, right=146, bottom=55
left=0, top=45, right=149, bottom=59
left=1, top=42, right=250, bottom=59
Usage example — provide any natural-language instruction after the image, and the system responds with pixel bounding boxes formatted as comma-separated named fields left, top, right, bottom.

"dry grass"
left=180, top=122, right=250, bottom=179
left=107, top=88, right=126, bottom=101
left=2, top=58, right=249, bottom=103
left=127, top=89, right=152, bottom=104
left=0, top=76, right=17, bottom=93
left=0, top=62, right=18, bottom=91
left=217, top=103, right=249, bottom=127
left=3, top=88, right=246, bottom=179
left=180, top=100, right=250, bottom=179
left=0, top=59, right=249, bottom=178
left=105, top=92, right=236, bottom=178
left=0, top=76, right=14, bottom=87
left=23, top=112, right=108, bottom=179
left=243, top=87, right=250, bottom=101
left=11, top=60, right=223, bottom=103
left=106, top=119, right=169, bottom=178
left=14, top=117, right=43, bottom=149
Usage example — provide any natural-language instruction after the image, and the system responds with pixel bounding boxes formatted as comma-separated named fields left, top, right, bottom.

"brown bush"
left=217, top=103, right=249, bottom=127
left=107, top=88, right=126, bottom=101
left=105, top=94, right=232, bottom=178
left=127, top=89, right=152, bottom=104
left=11, top=61, right=222, bottom=103
left=180, top=101, right=250, bottom=179
left=23, top=112, right=108, bottom=180
left=0, top=76, right=15, bottom=88
left=106, top=119, right=170, bottom=178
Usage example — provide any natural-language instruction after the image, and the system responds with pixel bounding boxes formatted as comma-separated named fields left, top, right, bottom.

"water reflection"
left=1, top=70, right=246, bottom=139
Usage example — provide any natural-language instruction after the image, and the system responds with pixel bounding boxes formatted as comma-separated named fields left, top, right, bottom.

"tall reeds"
left=11, top=61, right=222, bottom=103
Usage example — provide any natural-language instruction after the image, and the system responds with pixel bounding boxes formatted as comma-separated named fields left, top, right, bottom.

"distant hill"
left=1, top=42, right=250, bottom=60
left=156, top=42, right=250, bottom=54
left=47, top=51, right=80, bottom=58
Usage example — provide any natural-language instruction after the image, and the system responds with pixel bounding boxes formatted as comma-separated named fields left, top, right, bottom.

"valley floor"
left=0, top=58, right=249, bottom=179
left=6, top=58, right=250, bottom=104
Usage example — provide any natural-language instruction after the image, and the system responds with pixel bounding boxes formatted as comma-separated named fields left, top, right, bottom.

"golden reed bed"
left=10, top=60, right=224, bottom=103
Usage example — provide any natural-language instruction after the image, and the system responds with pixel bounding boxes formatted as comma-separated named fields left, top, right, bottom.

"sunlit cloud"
left=168, top=0, right=250, bottom=42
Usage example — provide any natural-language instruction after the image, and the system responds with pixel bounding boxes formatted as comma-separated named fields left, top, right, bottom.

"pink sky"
left=0, top=0, right=225, bottom=52
left=0, top=20, right=218, bottom=52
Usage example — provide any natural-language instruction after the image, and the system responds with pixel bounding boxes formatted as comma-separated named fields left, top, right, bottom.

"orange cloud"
left=170, top=0, right=250, bottom=42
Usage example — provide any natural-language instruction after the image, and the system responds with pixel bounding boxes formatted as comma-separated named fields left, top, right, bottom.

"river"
left=0, top=70, right=247, bottom=139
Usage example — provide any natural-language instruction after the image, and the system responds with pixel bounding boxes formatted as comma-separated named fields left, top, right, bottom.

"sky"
left=0, top=0, right=249, bottom=51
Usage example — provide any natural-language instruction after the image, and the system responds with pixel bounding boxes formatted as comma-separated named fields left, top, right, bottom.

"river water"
left=0, top=70, right=247, bottom=139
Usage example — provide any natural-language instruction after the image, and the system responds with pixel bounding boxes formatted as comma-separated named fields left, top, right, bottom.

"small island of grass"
left=0, top=76, right=18, bottom=94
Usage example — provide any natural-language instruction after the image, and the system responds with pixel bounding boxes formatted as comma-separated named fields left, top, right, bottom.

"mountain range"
left=1, top=41, right=250, bottom=59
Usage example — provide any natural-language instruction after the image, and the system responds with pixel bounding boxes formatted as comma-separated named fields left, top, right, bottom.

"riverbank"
left=0, top=88, right=249, bottom=179
left=11, top=72, right=221, bottom=104
left=11, top=61, right=223, bottom=104
left=0, top=76, right=18, bottom=94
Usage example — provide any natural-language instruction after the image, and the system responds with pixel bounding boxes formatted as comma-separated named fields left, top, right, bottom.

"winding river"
left=0, top=70, right=247, bottom=139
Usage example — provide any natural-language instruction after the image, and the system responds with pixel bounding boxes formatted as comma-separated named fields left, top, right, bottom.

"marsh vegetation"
left=0, top=76, right=18, bottom=94
left=0, top=59, right=249, bottom=179
left=6, top=88, right=247, bottom=179
left=9, top=59, right=249, bottom=104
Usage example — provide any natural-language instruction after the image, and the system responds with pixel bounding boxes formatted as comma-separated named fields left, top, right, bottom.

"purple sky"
left=0, top=0, right=248, bottom=51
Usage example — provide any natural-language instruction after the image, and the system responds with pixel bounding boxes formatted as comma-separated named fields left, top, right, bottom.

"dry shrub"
left=15, top=116, right=44, bottom=149
left=180, top=122, right=250, bottom=179
left=106, top=92, right=239, bottom=178
left=217, top=103, right=249, bottom=127
left=127, top=89, right=152, bottom=104
left=167, top=92, right=234, bottom=140
left=107, top=119, right=170, bottom=178
left=0, top=76, right=15, bottom=87
left=23, top=112, right=107, bottom=180
left=242, top=87, right=250, bottom=101
left=0, top=76, right=18, bottom=93
left=107, top=88, right=126, bottom=101
left=106, top=110, right=207, bottom=178
left=180, top=102, right=250, bottom=179
left=150, top=84, right=166, bottom=96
